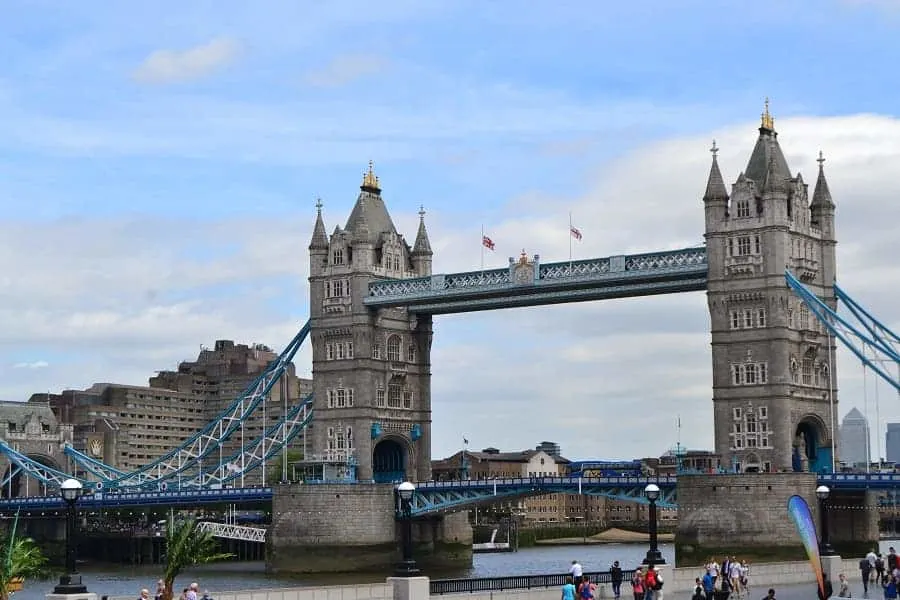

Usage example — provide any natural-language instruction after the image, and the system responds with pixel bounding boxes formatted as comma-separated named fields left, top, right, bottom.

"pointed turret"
left=412, top=206, right=432, bottom=255
left=703, top=140, right=729, bottom=203
left=810, top=151, right=835, bottom=210
left=309, top=198, right=328, bottom=250
left=744, top=98, right=792, bottom=187
left=345, top=161, right=397, bottom=243
left=703, top=140, right=729, bottom=229
left=411, top=206, right=433, bottom=277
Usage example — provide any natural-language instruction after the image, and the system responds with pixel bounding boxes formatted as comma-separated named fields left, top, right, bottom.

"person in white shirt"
left=569, top=561, right=584, bottom=588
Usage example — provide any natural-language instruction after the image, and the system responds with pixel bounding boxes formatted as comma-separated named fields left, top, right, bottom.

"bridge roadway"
left=0, top=473, right=894, bottom=514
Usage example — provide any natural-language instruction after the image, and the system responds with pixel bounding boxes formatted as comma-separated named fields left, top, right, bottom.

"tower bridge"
left=1, top=103, right=898, bottom=573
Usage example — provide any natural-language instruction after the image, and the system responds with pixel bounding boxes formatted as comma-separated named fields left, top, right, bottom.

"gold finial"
left=418, top=205, right=426, bottom=220
left=361, top=160, right=380, bottom=190
left=760, top=97, right=774, bottom=131
left=710, top=139, right=719, bottom=158
left=817, top=150, right=826, bottom=168
left=315, top=197, right=323, bottom=213
left=519, top=249, right=528, bottom=265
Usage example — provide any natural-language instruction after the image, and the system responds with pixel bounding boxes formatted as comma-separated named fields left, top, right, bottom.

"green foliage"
left=267, top=450, right=303, bottom=484
left=0, top=536, right=51, bottom=600
left=162, top=519, right=234, bottom=600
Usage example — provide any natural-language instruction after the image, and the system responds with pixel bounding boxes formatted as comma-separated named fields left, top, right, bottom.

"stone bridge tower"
left=0, top=400, right=72, bottom=497
left=704, top=102, right=838, bottom=473
left=307, top=162, right=434, bottom=483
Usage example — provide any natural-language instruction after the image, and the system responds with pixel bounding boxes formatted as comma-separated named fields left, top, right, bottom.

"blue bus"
left=567, top=460, right=644, bottom=478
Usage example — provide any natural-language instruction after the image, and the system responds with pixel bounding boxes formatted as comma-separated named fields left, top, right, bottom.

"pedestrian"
left=837, top=573, right=850, bottom=598
left=570, top=561, right=584, bottom=589
left=562, top=576, right=577, bottom=600
left=861, top=557, right=873, bottom=596
left=632, top=567, right=645, bottom=600
left=610, top=561, right=623, bottom=600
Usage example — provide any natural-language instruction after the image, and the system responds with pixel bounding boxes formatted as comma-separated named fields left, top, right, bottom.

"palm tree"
left=162, top=518, right=233, bottom=600
left=0, top=513, right=50, bottom=600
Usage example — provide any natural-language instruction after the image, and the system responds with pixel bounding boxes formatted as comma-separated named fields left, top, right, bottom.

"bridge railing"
left=418, top=476, right=676, bottom=490
left=430, top=570, right=635, bottom=595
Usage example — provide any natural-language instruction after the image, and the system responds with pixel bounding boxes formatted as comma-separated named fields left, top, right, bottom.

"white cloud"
left=12, top=361, right=48, bottom=370
left=132, top=38, right=241, bottom=84
left=304, top=54, right=388, bottom=88
left=2, top=113, right=899, bottom=464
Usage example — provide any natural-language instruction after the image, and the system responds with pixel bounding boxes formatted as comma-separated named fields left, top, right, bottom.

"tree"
left=0, top=513, right=50, bottom=600
left=267, top=450, right=303, bottom=485
left=162, top=518, right=233, bottom=600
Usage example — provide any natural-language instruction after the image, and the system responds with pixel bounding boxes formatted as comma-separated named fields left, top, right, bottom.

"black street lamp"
left=816, top=485, right=835, bottom=556
left=394, top=481, right=420, bottom=577
left=54, top=478, right=87, bottom=595
left=642, top=483, right=666, bottom=566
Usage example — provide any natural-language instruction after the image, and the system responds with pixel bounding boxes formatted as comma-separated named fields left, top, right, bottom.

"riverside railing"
left=430, top=570, right=636, bottom=595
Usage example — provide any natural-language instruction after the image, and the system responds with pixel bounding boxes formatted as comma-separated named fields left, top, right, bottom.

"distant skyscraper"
left=886, top=424, right=900, bottom=464
left=839, top=408, right=870, bottom=466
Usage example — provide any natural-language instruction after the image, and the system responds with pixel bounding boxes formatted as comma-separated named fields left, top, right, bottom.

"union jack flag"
left=570, top=226, right=583, bottom=241
left=482, top=235, right=495, bottom=251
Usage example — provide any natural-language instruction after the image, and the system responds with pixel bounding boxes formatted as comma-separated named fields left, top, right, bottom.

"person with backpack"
left=860, top=557, right=872, bottom=595
left=610, top=561, right=623, bottom=600
left=578, top=577, right=596, bottom=600
left=631, top=567, right=645, bottom=600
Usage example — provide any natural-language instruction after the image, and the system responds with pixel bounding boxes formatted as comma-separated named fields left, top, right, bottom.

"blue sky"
left=1, top=0, right=899, bottom=462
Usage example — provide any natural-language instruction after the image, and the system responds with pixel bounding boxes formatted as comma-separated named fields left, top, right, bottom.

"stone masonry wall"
left=268, top=483, right=472, bottom=574
left=675, top=473, right=818, bottom=564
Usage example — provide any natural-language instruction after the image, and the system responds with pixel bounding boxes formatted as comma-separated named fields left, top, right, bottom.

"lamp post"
left=642, top=483, right=665, bottom=565
left=395, top=481, right=420, bottom=577
left=54, top=478, right=87, bottom=595
left=816, top=485, right=835, bottom=556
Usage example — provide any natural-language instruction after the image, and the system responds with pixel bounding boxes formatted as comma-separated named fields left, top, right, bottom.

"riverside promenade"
left=102, top=558, right=864, bottom=600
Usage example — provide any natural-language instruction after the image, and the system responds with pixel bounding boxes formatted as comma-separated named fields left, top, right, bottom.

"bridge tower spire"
left=704, top=99, right=839, bottom=474
left=307, top=162, right=433, bottom=482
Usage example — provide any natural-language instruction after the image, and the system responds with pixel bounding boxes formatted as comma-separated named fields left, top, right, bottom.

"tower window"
left=387, top=335, right=401, bottom=361
left=373, top=344, right=382, bottom=360
left=403, top=390, right=413, bottom=409
left=754, top=235, right=761, bottom=254
left=736, top=199, right=751, bottom=218
left=737, top=236, right=752, bottom=256
left=731, top=362, right=768, bottom=386
left=332, top=249, right=344, bottom=265
left=376, top=388, right=386, bottom=408
left=798, top=306, right=810, bottom=330
left=388, top=384, right=402, bottom=408
left=406, top=344, right=416, bottom=363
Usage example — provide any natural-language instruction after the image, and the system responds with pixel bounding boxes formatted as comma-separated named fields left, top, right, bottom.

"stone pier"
left=675, top=473, right=878, bottom=565
left=267, top=483, right=472, bottom=574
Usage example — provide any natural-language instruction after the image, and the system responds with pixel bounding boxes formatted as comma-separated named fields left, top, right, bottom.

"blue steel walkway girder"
left=364, top=247, right=708, bottom=314
left=0, top=487, right=275, bottom=513
left=406, top=477, right=677, bottom=517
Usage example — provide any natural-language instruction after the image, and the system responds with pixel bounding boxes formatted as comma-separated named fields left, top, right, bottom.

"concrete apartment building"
left=150, top=339, right=313, bottom=484
left=36, top=339, right=311, bottom=484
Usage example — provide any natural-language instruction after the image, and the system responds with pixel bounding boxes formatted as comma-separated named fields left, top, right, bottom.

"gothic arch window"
left=387, top=335, right=401, bottom=361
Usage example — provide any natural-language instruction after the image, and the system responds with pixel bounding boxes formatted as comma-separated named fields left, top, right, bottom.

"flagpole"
left=568, top=212, right=573, bottom=270
left=480, top=225, right=485, bottom=275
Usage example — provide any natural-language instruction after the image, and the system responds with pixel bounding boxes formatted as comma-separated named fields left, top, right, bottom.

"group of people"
left=139, top=580, right=213, bottom=600
left=563, top=560, right=664, bottom=600
left=858, top=547, right=900, bottom=598
left=691, top=557, right=752, bottom=600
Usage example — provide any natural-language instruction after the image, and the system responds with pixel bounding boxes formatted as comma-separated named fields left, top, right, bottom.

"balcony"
left=724, top=254, right=763, bottom=277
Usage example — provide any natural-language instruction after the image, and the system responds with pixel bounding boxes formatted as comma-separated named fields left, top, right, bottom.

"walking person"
left=610, top=561, right=623, bottom=600
left=632, top=567, right=645, bottom=600
left=862, top=557, right=873, bottom=597
left=562, top=577, right=578, bottom=600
